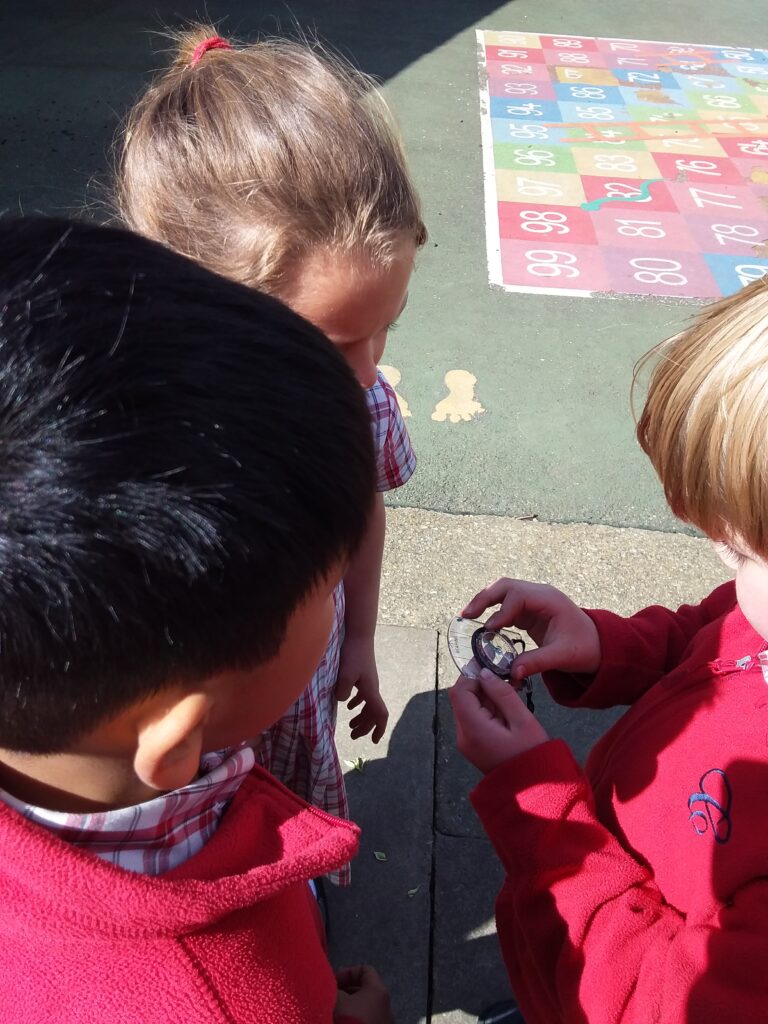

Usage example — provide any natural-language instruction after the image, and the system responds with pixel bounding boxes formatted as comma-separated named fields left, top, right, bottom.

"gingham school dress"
left=257, top=370, right=416, bottom=884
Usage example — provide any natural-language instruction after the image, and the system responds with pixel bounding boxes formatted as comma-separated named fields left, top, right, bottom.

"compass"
left=447, top=616, right=535, bottom=712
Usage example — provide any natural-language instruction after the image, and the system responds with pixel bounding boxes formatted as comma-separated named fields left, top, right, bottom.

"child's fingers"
left=476, top=669, right=529, bottom=720
left=462, top=578, right=513, bottom=618
left=509, top=640, right=573, bottom=682
left=347, top=692, right=364, bottom=710
left=448, top=675, right=484, bottom=723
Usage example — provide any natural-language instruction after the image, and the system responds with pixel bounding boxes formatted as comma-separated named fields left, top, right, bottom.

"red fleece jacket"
left=0, top=764, right=362, bottom=1023
left=471, top=581, right=768, bottom=1024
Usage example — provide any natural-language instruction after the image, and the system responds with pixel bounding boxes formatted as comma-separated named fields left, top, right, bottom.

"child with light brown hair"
left=116, top=26, right=426, bottom=882
left=450, top=277, right=768, bottom=1024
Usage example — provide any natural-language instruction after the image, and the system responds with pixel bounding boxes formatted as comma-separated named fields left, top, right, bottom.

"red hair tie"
left=190, top=36, right=233, bottom=67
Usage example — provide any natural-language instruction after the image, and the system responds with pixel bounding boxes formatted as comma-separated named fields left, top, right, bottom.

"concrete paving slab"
left=380, top=507, right=731, bottom=633
left=328, top=624, right=438, bottom=1024
left=431, top=833, right=510, bottom=1023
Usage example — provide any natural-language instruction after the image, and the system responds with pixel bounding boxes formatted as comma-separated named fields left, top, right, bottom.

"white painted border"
left=498, top=283, right=597, bottom=297
left=478, top=30, right=767, bottom=53
left=476, top=30, right=503, bottom=288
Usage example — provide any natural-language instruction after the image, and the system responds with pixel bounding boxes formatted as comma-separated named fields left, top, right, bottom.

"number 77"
left=689, top=187, right=743, bottom=209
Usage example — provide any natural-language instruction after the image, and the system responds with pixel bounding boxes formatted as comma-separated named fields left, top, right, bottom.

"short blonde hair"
left=636, top=277, right=768, bottom=555
left=115, top=25, right=426, bottom=294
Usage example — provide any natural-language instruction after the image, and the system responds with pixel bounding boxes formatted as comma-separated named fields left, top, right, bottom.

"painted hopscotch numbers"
left=479, top=31, right=768, bottom=298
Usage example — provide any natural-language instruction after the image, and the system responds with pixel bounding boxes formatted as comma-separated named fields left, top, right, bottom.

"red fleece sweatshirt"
left=0, top=764, right=363, bottom=1023
left=471, top=581, right=768, bottom=1024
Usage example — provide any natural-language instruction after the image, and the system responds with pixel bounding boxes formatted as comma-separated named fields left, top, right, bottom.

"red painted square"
left=593, top=210, right=698, bottom=251
left=718, top=137, right=768, bottom=160
left=652, top=152, right=746, bottom=186
left=602, top=247, right=718, bottom=297
left=486, top=46, right=547, bottom=64
left=500, top=240, right=611, bottom=292
left=498, top=203, right=597, bottom=244
left=580, top=175, right=679, bottom=212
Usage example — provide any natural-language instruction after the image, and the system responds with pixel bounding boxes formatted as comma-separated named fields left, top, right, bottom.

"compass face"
left=471, top=628, right=517, bottom=678
left=447, top=617, right=520, bottom=680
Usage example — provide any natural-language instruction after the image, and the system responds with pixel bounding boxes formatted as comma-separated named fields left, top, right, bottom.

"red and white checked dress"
left=256, top=370, right=416, bottom=884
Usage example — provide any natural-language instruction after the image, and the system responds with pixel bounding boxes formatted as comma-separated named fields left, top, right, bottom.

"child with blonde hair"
left=116, top=27, right=426, bottom=880
left=451, top=277, right=768, bottom=1024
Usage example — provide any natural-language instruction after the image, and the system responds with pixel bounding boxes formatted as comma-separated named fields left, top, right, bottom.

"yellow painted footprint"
left=378, top=364, right=411, bottom=418
left=432, top=370, right=485, bottom=423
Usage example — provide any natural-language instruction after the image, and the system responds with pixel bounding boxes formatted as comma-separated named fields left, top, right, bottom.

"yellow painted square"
left=554, top=67, right=619, bottom=86
left=698, top=110, right=768, bottom=136
left=645, top=135, right=726, bottom=157
left=572, top=148, right=661, bottom=179
left=640, top=120, right=702, bottom=138
left=495, top=170, right=586, bottom=206
left=483, top=31, right=542, bottom=49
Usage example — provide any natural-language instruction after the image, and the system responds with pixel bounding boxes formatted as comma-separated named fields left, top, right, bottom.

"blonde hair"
left=115, top=26, right=426, bottom=294
left=636, top=277, right=768, bottom=555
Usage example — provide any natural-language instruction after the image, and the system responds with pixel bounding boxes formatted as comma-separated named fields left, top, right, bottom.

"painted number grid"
left=478, top=31, right=768, bottom=298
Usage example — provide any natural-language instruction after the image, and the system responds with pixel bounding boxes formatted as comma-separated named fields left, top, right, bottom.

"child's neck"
left=0, top=749, right=159, bottom=813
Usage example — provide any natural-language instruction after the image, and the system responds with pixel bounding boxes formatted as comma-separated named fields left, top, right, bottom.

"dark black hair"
left=0, top=217, right=375, bottom=753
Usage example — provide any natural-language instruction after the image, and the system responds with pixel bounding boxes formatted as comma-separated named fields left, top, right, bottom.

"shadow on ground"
left=0, top=0, right=509, bottom=216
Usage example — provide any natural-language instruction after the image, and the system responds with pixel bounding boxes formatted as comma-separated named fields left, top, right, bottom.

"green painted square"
left=685, top=91, right=757, bottom=114
left=626, top=104, right=694, bottom=123
left=494, top=142, right=576, bottom=174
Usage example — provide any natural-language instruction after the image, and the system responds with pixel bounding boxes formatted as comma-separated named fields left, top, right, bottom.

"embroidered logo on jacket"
left=688, top=768, right=732, bottom=844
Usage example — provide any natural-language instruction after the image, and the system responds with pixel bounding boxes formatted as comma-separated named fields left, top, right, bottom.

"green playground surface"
left=3, top=0, right=765, bottom=532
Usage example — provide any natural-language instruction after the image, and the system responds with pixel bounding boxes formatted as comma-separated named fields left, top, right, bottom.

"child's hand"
left=462, top=578, right=601, bottom=681
left=336, top=638, right=389, bottom=743
left=449, top=670, right=550, bottom=774
left=335, top=965, right=393, bottom=1024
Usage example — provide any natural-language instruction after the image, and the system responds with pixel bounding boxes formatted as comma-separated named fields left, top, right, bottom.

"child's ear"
left=133, top=692, right=211, bottom=793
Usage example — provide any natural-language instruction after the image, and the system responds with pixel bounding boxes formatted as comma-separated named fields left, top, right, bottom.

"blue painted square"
left=703, top=254, right=768, bottom=297
left=618, top=86, right=696, bottom=109
left=612, top=70, right=679, bottom=91
left=715, top=47, right=768, bottom=65
left=554, top=83, right=624, bottom=105
left=558, top=101, right=630, bottom=125
left=673, top=72, right=743, bottom=94
left=720, top=62, right=768, bottom=82
left=490, top=98, right=562, bottom=122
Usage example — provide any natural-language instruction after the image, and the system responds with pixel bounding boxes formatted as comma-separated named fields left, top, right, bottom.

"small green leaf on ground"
left=407, top=886, right=420, bottom=898
left=373, top=850, right=387, bottom=862
left=344, top=757, right=366, bottom=773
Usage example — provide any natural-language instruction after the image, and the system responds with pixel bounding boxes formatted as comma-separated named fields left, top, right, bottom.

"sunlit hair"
left=115, top=25, right=426, bottom=294
left=635, top=277, right=768, bottom=556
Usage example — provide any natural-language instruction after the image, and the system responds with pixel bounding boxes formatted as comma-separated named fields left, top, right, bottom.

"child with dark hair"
left=0, top=217, right=390, bottom=1024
